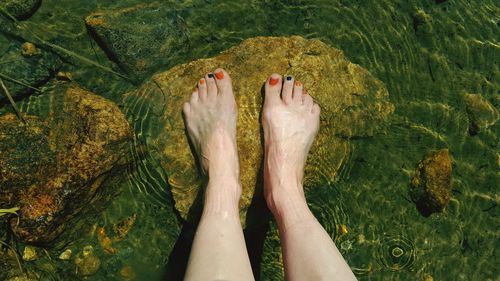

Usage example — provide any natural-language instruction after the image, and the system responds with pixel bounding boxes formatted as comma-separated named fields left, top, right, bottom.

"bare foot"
left=182, top=69, right=241, bottom=203
left=261, top=74, right=320, bottom=215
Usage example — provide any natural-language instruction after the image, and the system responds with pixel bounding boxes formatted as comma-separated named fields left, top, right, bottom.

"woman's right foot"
left=261, top=74, right=321, bottom=216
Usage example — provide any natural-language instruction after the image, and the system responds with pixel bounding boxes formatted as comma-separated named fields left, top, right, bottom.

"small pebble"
left=21, top=42, right=38, bottom=57
left=76, top=246, right=101, bottom=276
left=58, top=249, right=72, bottom=260
left=357, top=234, right=366, bottom=243
left=337, top=224, right=348, bottom=236
left=83, top=245, right=94, bottom=257
left=22, top=246, right=37, bottom=261
left=424, top=274, right=433, bottom=281
left=120, top=265, right=136, bottom=280
left=56, top=71, right=73, bottom=81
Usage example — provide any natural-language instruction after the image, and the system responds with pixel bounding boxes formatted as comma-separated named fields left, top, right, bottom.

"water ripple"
left=376, top=234, right=416, bottom=272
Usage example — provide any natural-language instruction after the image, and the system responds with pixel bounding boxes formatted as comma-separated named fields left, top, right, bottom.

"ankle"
left=268, top=189, right=314, bottom=230
left=264, top=146, right=305, bottom=185
left=203, top=178, right=242, bottom=216
left=265, top=179, right=309, bottom=216
left=203, top=136, right=239, bottom=178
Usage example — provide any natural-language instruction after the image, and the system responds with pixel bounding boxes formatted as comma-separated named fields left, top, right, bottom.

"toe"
left=302, top=92, right=314, bottom=110
left=197, top=78, right=207, bottom=101
left=264, top=73, right=282, bottom=106
left=205, top=73, right=218, bottom=100
left=213, top=68, right=233, bottom=97
left=282, top=75, right=294, bottom=104
left=312, top=103, right=321, bottom=115
left=182, top=102, right=191, bottom=115
left=292, top=81, right=303, bottom=104
left=190, top=90, right=199, bottom=103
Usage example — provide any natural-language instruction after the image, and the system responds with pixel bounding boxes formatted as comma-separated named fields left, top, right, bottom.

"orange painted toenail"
left=215, top=71, right=224, bottom=79
left=269, top=78, right=279, bottom=86
left=295, top=81, right=302, bottom=87
left=199, top=79, right=205, bottom=84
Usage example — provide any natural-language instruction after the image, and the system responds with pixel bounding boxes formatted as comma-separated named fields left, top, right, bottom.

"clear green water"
left=0, top=0, right=498, bottom=280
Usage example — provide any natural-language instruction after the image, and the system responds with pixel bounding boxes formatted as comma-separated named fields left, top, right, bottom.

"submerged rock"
left=22, top=246, right=37, bottom=261
left=20, top=42, right=38, bottom=57
left=411, top=149, right=452, bottom=216
left=97, top=227, right=116, bottom=254
left=58, top=249, right=72, bottom=260
left=412, top=9, right=434, bottom=45
left=0, top=83, right=133, bottom=244
left=85, top=2, right=189, bottom=82
left=120, top=265, right=136, bottom=280
left=0, top=0, right=41, bottom=20
left=123, top=36, right=394, bottom=223
left=113, top=213, right=137, bottom=240
left=412, top=9, right=432, bottom=33
left=75, top=246, right=101, bottom=276
left=464, top=93, right=498, bottom=135
left=85, top=1, right=265, bottom=82
left=0, top=40, right=62, bottom=102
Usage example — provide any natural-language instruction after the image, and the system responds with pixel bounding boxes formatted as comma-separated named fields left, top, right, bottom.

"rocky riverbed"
left=0, top=0, right=498, bottom=280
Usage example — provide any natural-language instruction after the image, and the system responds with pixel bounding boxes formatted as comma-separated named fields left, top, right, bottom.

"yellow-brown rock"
left=464, top=93, right=498, bottom=135
left=20, top=42, right=38, bottom=57
left=411, top=149, right=452, bottom=216
left=0, top=83, right=133, bottom=244
left=22, top=246, right=37, bottom=261
left=123, top=36, right=394, bottom=223
left=119, top=265, right=136, bottom=280
left=113, top=213, right=137, bottom=240
left=75, top=246, right=101, bottom=276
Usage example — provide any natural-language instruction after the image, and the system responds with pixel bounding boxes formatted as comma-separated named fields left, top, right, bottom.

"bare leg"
left=262, top=74, right=357, bottom=281
left=183, top=69, right=254, bottom=281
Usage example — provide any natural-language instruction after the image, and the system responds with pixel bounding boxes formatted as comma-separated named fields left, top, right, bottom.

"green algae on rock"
left=0, top=0, right=41, bottom=20
left=85, top=2, right=189, bottom=82
left=464, top=93, right=499, bottom=135
left=0, top=40, right=61, bottom=102
left=122, top=36, right=394, bottom=223
left=0, top=83, right=133, bottom=244
left=411, top=149, right=452, bottom=216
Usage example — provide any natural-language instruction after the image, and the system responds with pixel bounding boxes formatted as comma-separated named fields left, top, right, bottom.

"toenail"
left=208, top=73, right=214, bottom=78
left=286, top=75, right=292, bottom=81
left=199, top=79, right=205, bottom=84
left=215, top=71, right=224, bottom=79
left=269, top=77, right=280, bottom=86
left=295, top=81, right=302, bottom=87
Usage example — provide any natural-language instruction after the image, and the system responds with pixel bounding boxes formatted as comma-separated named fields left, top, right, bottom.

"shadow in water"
left=244, top=84, right=273, bottom=280
left=162, top=187, right=203, bottom=281
left=244, top=164, right=272, bottom=280
left=162, top=118, right=205, bottom=281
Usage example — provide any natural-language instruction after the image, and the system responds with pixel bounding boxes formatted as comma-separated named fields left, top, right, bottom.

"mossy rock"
left=0, top=0, right=41, bottom=20
left=0, top=83, right=133, bottom=244
left=411, top=149, right=452, bottom=216
left=464, top=93, right=499, bottom=135
left=0, top=40, right=61, bottom=103
left=85, top=1, right=269, bottom=83
left=85, top=2, right=189, bottom=83
left=123, top=36, right=394, bottom=224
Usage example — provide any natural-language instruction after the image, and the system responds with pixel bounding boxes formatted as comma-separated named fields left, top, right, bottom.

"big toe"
left=213, top=68, right=233, bottom=97
left=264, top=73, right=282, bottom=106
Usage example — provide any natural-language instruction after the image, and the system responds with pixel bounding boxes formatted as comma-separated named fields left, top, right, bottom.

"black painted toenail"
left=208, top=73, right=214, bottom=78
left=286, top=76, right=292, bottom=81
